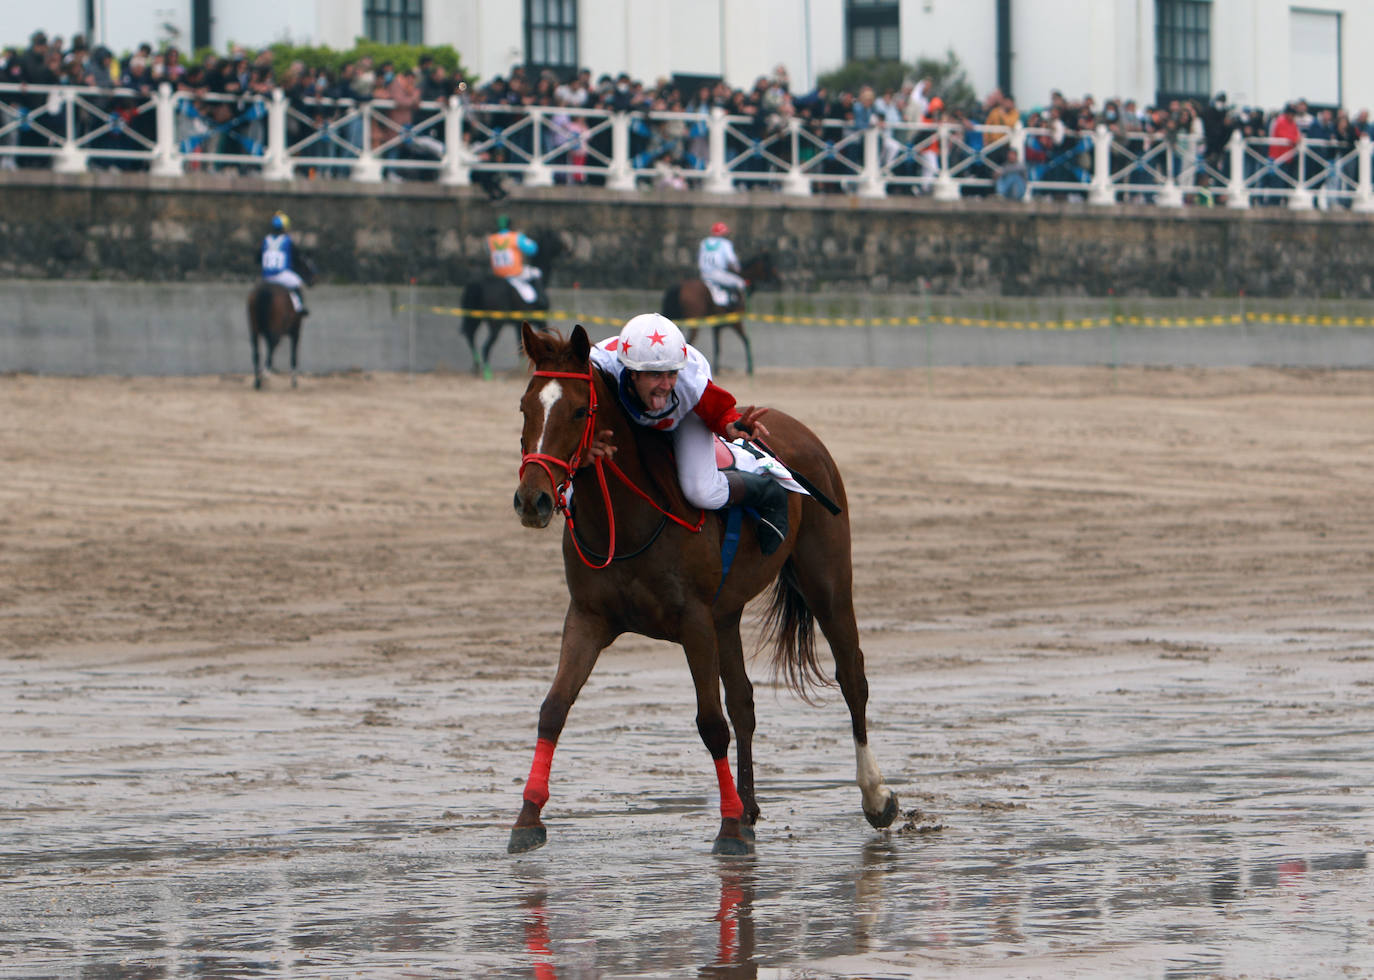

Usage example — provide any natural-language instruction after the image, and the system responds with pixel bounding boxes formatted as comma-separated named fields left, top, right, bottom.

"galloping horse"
left=247, top=258, right=316, bottom=390
left=462, top=228, right=569, bottom=378
left=510, top=322, right=898, bottom=855
left=661, top=252, right=779, bottom=376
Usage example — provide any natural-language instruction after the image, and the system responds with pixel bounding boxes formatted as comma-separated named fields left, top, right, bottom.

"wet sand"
left=2, top=366, right=1373, bottom=978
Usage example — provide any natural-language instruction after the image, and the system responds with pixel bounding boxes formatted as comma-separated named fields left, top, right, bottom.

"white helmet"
left=615, top=313, right=688, bottom=372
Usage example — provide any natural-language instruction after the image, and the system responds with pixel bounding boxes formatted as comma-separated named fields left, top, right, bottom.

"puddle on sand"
left=1, top=644, right=1372, bottom=979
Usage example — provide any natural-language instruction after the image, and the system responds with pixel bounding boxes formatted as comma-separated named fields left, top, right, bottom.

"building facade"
left=5, top=0, right=1369, bottom=111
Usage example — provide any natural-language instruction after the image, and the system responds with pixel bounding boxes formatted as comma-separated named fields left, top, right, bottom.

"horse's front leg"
left=736, top=323, right=754, bottom=376
left=682, top=612, right=752, bottom=856
left=716, top=611, right=760, bottom=829
left=509, top=605, right=614, bottom=854
left=462, top=319, right=484, bottom=376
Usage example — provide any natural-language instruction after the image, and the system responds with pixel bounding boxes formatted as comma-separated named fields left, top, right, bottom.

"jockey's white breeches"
left=702, top=269, right=746, bottom=292
left=265, top=270, right=304, bottom=290
left=673, top=413, right=729, bottom=510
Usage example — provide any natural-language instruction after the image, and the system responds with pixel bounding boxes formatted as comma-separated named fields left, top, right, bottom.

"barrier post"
left=353, top=103, right=383, bottom=182
left=1089, top=124, right=1114, bottom=205
left=1355, top=135, right=1374, bottom=212
left=857, top=126, right=884, bottom=199
left=52, top=89, right=86, bottom=174
left=262, top=88, right=291, bottom=181
left=524, top=106, right=554, bottom=187
left=440, top=97, right=472, bottom=186
left=782, top=116, right=810, bottom=196
left=607, top=112, right=636, bottom=191
left=1225, top=128, right=1249, bottom=209
left=150, top=83, right=183, bottom=177
left=704, top=107, right=734, bottom=194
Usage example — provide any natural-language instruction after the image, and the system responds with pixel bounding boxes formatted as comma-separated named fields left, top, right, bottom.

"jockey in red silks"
left=587, top=312, right=788, bottom=554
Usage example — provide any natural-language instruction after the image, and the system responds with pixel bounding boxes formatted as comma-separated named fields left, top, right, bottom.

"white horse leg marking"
left=535, top=380, right=563, bottom=455
left=855, top=739, right=893, bottom=814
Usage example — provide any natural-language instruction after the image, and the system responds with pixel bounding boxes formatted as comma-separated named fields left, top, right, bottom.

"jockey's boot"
left=294, top=289, right=309, bottom=316
left=724, top=470, right=789, bottom=556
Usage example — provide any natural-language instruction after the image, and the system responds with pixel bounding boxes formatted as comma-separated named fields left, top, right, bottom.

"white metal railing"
left=3, top=81, right=1372, bottom=211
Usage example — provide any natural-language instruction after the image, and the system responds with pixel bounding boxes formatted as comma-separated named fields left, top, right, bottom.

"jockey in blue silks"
left=260, top=211, right=310, bottom=315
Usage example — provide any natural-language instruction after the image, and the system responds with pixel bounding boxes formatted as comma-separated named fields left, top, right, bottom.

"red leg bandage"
left=523, top=737, right=556, bottom=807
left=714, top=756, right=744, bottom=819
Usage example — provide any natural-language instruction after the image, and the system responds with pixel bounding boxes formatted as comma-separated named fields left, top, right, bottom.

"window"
left=1155, top=0, right=1211, bottom=104
left=526, top=0, right=579, bottom=75
left=846, top=0, right=900, bottom=62
left=1290, top=8, right=1341, bottom=108
left=364, top=0, right=423, bottom=45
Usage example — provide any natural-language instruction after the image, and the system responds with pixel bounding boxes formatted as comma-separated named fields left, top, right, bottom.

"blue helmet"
left=271, top=211, right=290, bottom=232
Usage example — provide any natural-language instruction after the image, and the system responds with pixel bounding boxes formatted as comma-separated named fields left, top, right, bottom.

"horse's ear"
left=520, top=321, right=545, bottom=364
left=569, top=324, right=591, bottom=364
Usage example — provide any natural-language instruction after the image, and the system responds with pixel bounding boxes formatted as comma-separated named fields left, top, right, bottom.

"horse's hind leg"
left=716, top=612, right=760, bottom=830
left=509, top=608, right=615, bottom=854
left=250, top=331, right=263, bottom=389
left=788, top=539, right=899, bottom=829
left=289, top=326, right=300, bottom=388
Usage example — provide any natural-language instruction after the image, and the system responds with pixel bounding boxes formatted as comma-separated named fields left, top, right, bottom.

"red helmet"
left=710, top=222, right=729, bottom=237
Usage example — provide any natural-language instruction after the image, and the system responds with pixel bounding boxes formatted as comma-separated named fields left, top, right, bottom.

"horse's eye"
left=572, top=407, right=588, bottom=420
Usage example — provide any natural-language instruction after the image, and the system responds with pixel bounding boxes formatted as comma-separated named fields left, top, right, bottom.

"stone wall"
left=3, top=171, right=1374, bottom=298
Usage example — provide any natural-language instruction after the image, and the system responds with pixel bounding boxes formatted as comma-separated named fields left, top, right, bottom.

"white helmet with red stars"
left=615, top=313, right=688, bottom=372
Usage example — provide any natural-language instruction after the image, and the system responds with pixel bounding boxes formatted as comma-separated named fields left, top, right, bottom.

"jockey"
left=587, top=313, right=789, bottom=555
left=260, top=211, right=309, bottom=316
left=488, top=214, right=543, bottom=305
left=697, top=221, right=747, bottom=307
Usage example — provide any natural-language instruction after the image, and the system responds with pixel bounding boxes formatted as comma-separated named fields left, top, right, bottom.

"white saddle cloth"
left=722, top=439, right=811, bottom=496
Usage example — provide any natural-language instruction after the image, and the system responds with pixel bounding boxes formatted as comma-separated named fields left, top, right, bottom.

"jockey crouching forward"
left=260, top=211, right=310, bottom=316
left=488, top=214, right=543, bottom=306
left=697, top=221, right=747, bottom=307
left=587, top=313, right=789, bottom=555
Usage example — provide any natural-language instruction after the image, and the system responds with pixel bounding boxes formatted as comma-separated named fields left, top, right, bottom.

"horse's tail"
left=661, top=284, right=683, bottom=322
left=759, top=559, right=832, bottom=704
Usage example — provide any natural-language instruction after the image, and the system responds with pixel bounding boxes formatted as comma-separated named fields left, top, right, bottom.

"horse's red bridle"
left=519, top=368, right=705, bottom=569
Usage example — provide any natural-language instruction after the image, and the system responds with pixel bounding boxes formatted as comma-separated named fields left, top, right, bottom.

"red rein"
left=520, top=368, right=706, bottom=569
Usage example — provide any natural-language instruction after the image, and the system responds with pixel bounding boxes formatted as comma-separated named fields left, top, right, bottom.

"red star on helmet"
left=622, top=338, right=632, bottom=352
left=647, top=329, right=666, bottom=346
left=681, top=344, right=688, bottom=358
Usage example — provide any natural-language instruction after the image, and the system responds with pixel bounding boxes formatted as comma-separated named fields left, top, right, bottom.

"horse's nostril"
left=537, top=493, right=553, bottom=522
left=513, top=490, right=522, bottom=513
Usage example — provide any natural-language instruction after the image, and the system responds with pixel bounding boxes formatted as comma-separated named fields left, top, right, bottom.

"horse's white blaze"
left=536, top=380, right=563, bottom=455
left=854, top=740, right=892, bottom=812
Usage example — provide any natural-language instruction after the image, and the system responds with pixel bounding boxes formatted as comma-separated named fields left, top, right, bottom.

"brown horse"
left=247, top=260, right=315, bottom=390
left=661, top=252, right=779, bottom=376
left=510, top=322, right=898, bottom=856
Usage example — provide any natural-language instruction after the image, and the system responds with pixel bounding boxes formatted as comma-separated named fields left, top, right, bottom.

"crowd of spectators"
left=1, top=27, right=1367, bottom=206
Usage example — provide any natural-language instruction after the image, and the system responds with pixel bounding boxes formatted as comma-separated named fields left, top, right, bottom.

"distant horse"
left=247, top=258, right=316, bottom=390
left=509, top=321, right=898, bottom=856
left=461, top=228, right=569, bottom=378
left=661, top=252, right=780, bottom=375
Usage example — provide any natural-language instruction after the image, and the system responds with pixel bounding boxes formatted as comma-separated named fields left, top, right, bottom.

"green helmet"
left=496, top=214, right=510, bottom=231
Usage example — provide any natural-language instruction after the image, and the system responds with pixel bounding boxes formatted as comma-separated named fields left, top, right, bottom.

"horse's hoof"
left=740, top=824, right=757, bottom=843
left=865, top=792, right=900, bottom=829
left=712, top=835, right=753, bottom=857
left=508, top=825, right=547, bottom=854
